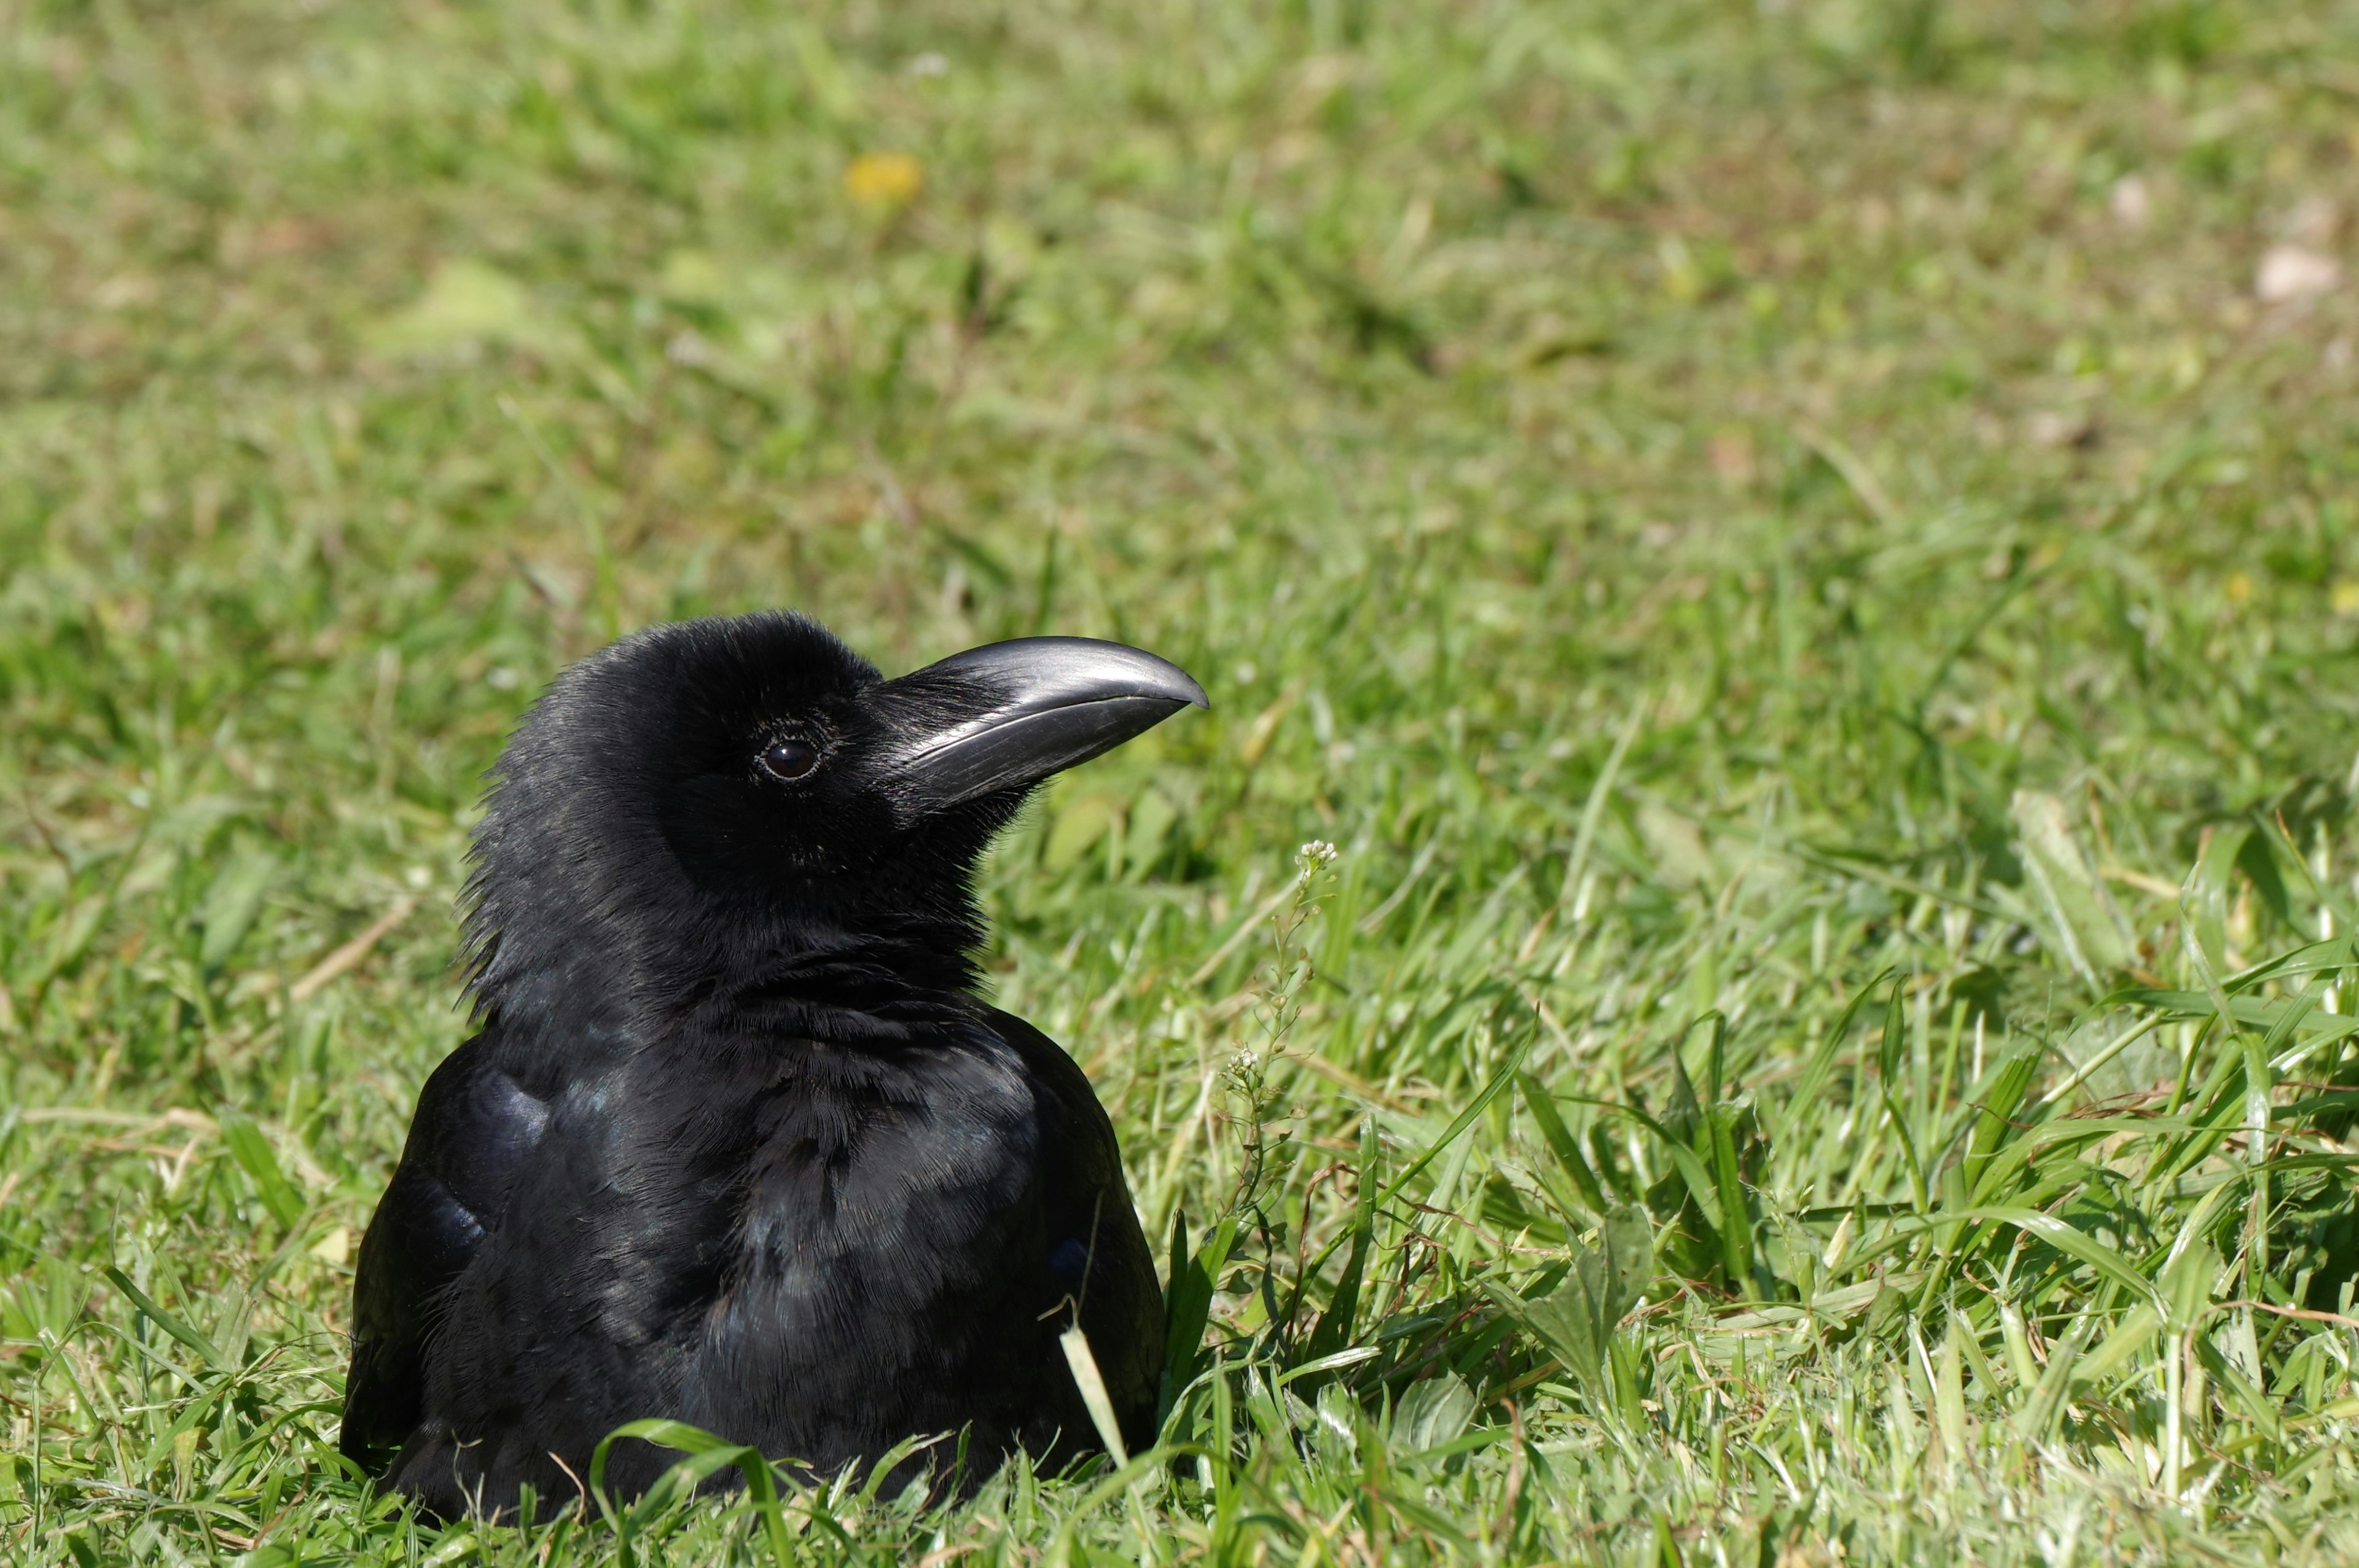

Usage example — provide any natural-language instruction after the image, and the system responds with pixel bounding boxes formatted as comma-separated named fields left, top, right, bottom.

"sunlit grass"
left=9, top=0, right=2359, bottom=1562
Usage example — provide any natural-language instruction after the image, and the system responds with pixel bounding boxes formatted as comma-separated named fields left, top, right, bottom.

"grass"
left=9, top=0, right=2359, bottom=1560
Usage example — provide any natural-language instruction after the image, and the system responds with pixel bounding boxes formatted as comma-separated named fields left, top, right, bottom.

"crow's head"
left=463, top=612, right=1205, bottom=1021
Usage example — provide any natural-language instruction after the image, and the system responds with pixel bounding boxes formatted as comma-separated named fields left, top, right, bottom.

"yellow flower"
left=2333, top=579, right=2359, bottom=617
left=2224, top=571, right=2253, bottom=606
left=843, top=151, right=923, bottom=211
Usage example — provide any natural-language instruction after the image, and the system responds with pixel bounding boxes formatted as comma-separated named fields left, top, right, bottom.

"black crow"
left=341, top=612, right=1205, bottom=1516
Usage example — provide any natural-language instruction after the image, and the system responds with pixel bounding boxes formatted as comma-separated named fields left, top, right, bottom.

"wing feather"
left=342, top=1029, right=549, bottom=1470
left=984, top=1007, right=1167, bottom=1451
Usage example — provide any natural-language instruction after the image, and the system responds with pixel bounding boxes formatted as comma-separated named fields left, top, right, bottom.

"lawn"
left=8, top=0, right=2359, bottom=1561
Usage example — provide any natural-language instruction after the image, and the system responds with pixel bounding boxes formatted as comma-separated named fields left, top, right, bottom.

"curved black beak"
left=870, top=637, right=1208, bottom=821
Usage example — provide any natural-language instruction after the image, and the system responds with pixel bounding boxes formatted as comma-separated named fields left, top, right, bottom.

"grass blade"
left=101, top=1268, right=223, bottom=1371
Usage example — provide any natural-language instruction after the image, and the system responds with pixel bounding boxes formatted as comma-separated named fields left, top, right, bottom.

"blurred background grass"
left=10, top=0, right=2359, bottom=1562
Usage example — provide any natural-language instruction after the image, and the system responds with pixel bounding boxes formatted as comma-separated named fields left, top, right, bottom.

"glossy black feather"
left=342, top=614, right=1178, bottom=1516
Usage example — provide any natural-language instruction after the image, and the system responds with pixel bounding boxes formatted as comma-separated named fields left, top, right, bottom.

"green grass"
left=10, top=0, right=2359, bottom=1560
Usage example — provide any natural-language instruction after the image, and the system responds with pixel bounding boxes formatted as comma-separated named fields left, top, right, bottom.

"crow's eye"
left=759, top=739, right=820, bottom=781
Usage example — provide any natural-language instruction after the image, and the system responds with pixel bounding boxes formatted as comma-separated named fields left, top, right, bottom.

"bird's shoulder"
left=362, top=1024, right=554, bottom=1285
left=975, top=1006, right=1126, bottom=1173
left=407, top=1025, right=553, bottom=1209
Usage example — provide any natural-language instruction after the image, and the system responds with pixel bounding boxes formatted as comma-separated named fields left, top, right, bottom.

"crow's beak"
left=871, top=637, right=1208, bottom=819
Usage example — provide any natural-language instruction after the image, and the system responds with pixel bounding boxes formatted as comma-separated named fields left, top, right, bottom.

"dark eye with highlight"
left=759, top=739, right=820, bottom=781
